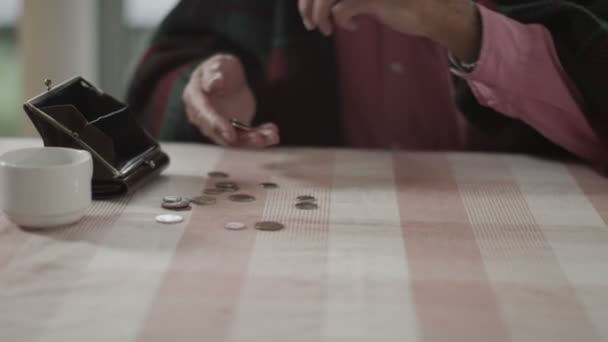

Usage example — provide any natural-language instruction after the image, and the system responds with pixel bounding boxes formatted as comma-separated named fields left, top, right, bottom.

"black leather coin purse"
left=23, top=77, right=170, bottom=199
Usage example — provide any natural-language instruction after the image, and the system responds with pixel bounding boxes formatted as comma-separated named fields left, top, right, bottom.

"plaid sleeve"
left=127, top=0, right=342, bottom=147
left=126, top=0, right=273, bottom=142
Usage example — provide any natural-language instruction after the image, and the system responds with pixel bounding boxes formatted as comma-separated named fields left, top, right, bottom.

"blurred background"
left=0, top=0, right=179, bottom=137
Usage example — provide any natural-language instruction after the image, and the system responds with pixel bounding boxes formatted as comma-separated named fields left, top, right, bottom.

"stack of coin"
left=208, top=171, right=229, bottom=179
left=162, top=196, right=191, bottom=211
left=161, top=195, right=218, bottom=211
left=205, top=170, right=236, bottom=194
left=296, top=195, right=317, bottom=203
left=215, top=181, right=240, bottom=193
left=295, top=195, right=319, bottom=210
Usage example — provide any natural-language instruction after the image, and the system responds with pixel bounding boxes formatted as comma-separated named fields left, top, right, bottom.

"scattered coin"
left=220, top=186, right=239, bottom=193
left=255, top=221, right=285, bottom=231
left=163, top=196, right=183, bottom=204
left=155, top=214, right=184, bottom=224
left=188, top=195, right=217, bottom=206
left=296, top=195, right=317, bottom=203
left=295, top=202, right=319, bottom=210
left=203, top=188, right=224, bottom=195
left=230, top=118, right=253, bottom=132
left=260, top=182, right=279, bottom=189
left=162, top=200, right=192, bottom=211
left=208, top=171, right=229, bottom=178
left=224, top=222, right=247, bottom=231
left=229, top=194, right=256, bottom=203
left=216, top=181, right=239, bottom=190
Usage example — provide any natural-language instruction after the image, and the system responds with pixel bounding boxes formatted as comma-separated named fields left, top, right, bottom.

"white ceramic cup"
left=0, top=147, right=93, bottom=229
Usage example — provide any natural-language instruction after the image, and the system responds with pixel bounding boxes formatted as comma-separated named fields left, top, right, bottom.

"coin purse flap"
left=29, top=104, right=117, bottom=180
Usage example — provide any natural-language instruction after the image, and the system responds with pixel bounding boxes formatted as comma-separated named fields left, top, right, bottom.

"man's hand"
left=298, top=0, right=482, bottom=62
left=183, top=54, right=280, bottom=148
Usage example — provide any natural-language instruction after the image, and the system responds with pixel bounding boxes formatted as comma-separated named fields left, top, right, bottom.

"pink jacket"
left=335, top=5, right=604, bottom=164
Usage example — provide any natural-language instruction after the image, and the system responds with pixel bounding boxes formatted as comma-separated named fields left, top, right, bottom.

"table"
left=1, top=138, right=608, bottom=342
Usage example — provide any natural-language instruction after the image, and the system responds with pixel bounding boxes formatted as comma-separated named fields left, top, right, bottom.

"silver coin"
left=255, top=221, right=285, bottom=231
left=260, top=182, right=279, bottom=189
left=163, top=196, right=183, bottom=204
left=188, top=195, right=217, bottom=206
left=295, top=202, right=319, bottom=210
left=225, top=222, right=247, bottom=231
left=208, top=171, right=229, bottom=178
left=203, top=188, right=224, bottom=195
left=228, top=194, right=256, bottom=203
left=155, top=214, right=184, bottom=224
left=162, top=200, right=192, bottom=211
left=220, top=186, right=239, bottom=193
left=296, top=195, right=317, bottom=202
left=216, top=181, right=239, bottom=189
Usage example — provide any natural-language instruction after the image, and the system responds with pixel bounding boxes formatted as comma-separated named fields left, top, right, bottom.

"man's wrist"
left=428, top=1, right=482, bottom=63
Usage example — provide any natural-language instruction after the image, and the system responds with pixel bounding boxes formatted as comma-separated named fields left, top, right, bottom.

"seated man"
left=127, top=0, right=608, bottom=169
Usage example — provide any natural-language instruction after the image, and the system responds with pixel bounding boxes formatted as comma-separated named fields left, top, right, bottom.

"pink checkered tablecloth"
left=1, top=138, right=607, bottom=342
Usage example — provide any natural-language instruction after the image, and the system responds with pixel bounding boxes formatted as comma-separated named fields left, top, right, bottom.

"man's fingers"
left=183, top=81, right=237, bottom=145
left=199, top=96, right=238, bottom=144
left=238, top=132, right=268, bottom=149
left=236, top=123, right=280, bottom=148
left=298, top=0, right=314, bottom=30
left=184, top=104, right=227, bottom=146
left=238, top=131, right=277, bottom=148
left=257, top=123, right=280, bottom=146
left=313, top=0, right=336, bottom=36
left=332, top=0, right=370, bottom=31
